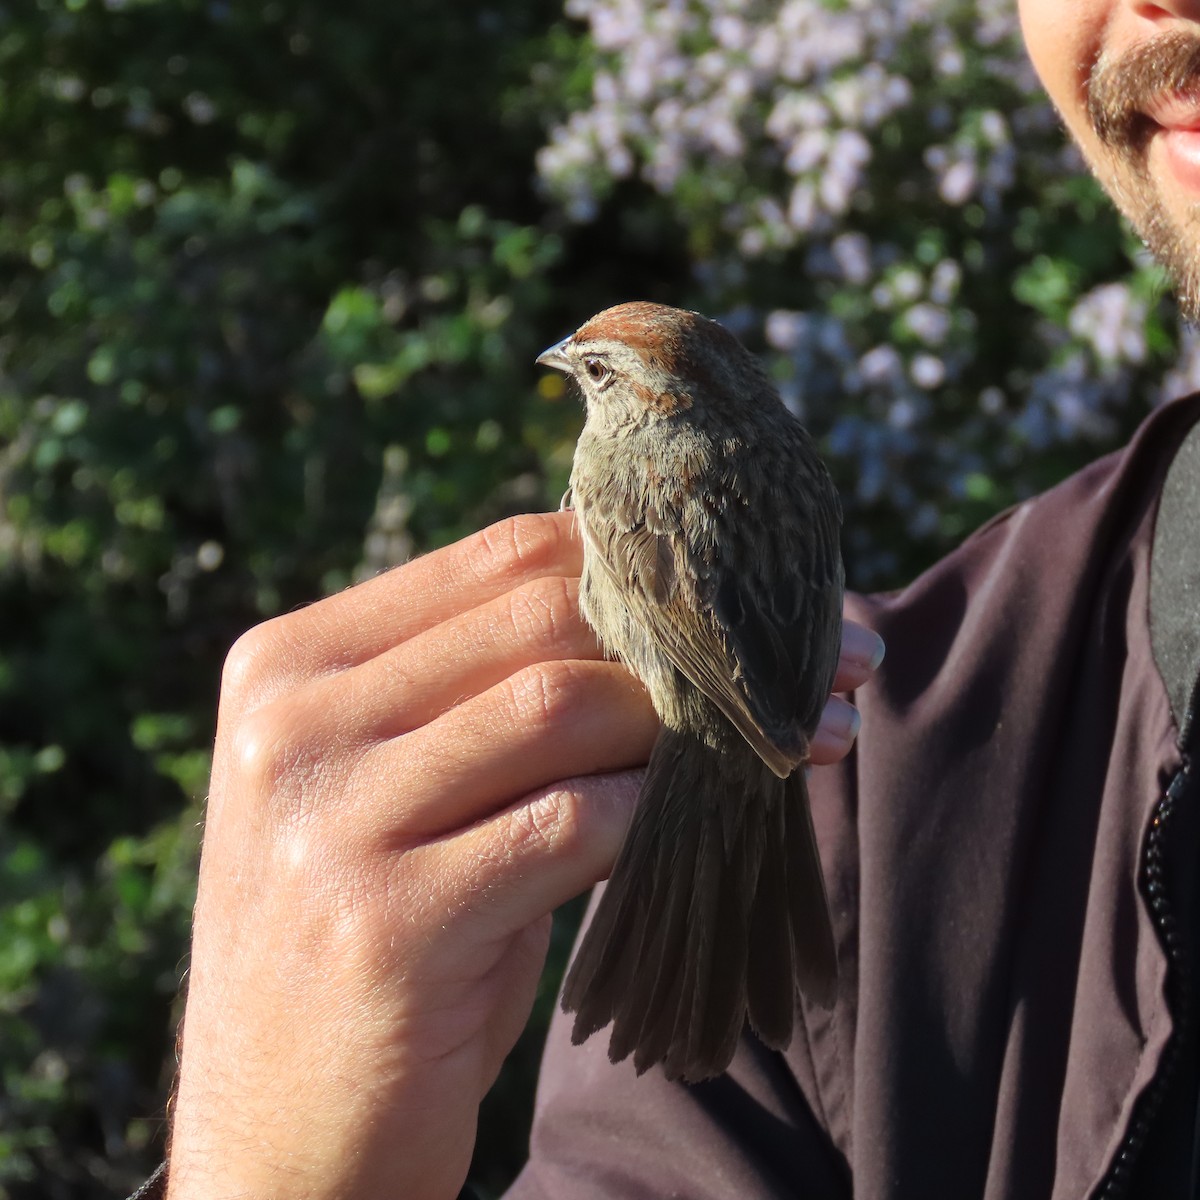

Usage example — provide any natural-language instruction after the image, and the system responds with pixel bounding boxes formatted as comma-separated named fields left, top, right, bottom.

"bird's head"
left=536, top=301, right=778, bottom=434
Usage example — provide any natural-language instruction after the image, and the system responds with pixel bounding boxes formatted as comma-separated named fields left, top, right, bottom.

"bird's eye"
left=583, top=357, right=611, bottom=385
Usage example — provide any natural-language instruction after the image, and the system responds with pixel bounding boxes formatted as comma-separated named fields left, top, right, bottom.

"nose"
left=1133, top=0, right=1200, bottom=20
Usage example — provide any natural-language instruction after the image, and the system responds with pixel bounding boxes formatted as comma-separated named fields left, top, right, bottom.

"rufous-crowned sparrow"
left=537, top=300, right=844, bottom=1082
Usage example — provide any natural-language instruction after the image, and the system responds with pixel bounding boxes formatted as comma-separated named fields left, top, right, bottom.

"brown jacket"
left=509, top=394, right=1200, bottom=1200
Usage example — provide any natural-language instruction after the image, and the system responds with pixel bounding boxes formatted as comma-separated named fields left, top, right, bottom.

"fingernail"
left=843, top=625, right=886, bottom=671
left=825, top=702, right=861, bottom=743
left=842, top=706, right=862, bottom=741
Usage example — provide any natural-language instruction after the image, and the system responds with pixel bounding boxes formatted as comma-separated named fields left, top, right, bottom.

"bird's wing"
left=582, top=445, right=843, bottom=778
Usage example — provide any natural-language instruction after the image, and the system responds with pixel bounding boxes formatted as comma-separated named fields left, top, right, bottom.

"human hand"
left=165, top=510, right=881, bottom=1200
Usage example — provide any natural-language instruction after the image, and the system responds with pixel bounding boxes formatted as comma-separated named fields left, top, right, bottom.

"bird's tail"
left=560, top=725, right=836, bottom=1082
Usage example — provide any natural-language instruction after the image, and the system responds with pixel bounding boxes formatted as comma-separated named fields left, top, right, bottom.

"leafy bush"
left=1, top=2, right=582, bottom=1193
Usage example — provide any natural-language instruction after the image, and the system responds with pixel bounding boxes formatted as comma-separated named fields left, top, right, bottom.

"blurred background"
left=0, top=0, right=1194, bottom=1195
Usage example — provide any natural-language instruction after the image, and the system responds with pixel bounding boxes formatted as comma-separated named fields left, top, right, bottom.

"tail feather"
left=561, top=725, right=836, bottom=1082
left=745, top=794, right=795, bottom=1046
left=560, top=732, right=691, bottom=1045
left=784, top=771, right=838, bottom=1009
left=675, top=815, right=752, bottom=1078
left=610, top=778, right=697, bottom=1066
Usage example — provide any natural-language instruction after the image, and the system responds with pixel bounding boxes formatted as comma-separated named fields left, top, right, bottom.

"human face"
left=1018, top=0, right=1200, bottom=316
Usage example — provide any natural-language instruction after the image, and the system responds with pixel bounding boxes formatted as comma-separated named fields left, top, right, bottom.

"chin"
left=1101, top=172, right=1200, bottom=323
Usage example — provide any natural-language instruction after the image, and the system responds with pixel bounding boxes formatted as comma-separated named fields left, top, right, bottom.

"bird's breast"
left=570, top=434, right=705, bottom=731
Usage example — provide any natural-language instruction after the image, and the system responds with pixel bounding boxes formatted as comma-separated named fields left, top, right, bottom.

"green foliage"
left=0, top=0, right=592, bottom=1193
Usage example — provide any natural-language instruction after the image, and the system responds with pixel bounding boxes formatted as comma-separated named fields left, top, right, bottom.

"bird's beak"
left=536, top=336, right=573, bottom=373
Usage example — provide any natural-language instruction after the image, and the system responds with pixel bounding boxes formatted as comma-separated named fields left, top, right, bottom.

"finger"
left=362, top=659, right=658, bottom=840
left=266, top=574, right=609, bottom=754
left=809, top=694, right=861, bottom=764
left=832, top=620, right=885, bottom=692
left=358, top=511, right=581, bottom=651
left=343, top=587, right=879, bottom=741
left=223, top=512, right=582, bottom=706
left=407, top=770, right=642, bottom=944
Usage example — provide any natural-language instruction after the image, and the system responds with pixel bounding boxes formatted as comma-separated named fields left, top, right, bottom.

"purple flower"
left=910, top=353, right=946, bottom=389
left=904, top=302, right=951, bottom=346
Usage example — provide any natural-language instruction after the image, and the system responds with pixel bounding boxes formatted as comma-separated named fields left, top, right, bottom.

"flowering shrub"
left=538, top=0, right=1187, bottom=584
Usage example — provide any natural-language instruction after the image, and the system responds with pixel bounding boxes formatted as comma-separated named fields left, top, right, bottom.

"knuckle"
left=503, top=659, right=587, bottom=735
left=226, top=699, right=337, bottom=816
left=228, top=705, right=292, bottom=792
left=222, top=623, right=272, bottom=695
left=468, top=513, right=569, bottom=587
left=503, top=788, right=583, bottom=861
left=221, top=617, right=294, bottom=707
left=505, top=575, right=578, bottom=649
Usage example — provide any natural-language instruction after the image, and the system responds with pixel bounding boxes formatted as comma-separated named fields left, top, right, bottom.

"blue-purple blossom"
left=904, top=303, right=952, bottom=346
left=910, top=353, right=946, bottom=390
left=858, top=344, right=903, bottom=386
left=1068, top=283, right=1148, bottom=367
left=831, top=232, right=873, bottom=284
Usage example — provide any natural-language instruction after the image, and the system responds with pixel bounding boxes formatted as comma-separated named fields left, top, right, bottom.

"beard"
left=1088, top=32, right=1200, bottom=320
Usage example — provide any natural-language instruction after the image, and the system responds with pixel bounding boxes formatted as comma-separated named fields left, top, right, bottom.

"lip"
left=1143, top=89, right=1200, bottom=131
left=1142, top=91, right=1200, bottom=195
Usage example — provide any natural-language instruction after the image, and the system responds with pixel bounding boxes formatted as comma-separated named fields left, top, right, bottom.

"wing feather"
left=580, top=433, right=843, bottom=777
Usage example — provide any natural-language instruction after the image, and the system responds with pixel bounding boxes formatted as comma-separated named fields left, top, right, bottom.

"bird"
left=535, top=300, right=845, bottom=1082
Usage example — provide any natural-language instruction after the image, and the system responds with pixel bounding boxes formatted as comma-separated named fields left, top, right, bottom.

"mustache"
left=1089, top=31, right=1200, bottom=150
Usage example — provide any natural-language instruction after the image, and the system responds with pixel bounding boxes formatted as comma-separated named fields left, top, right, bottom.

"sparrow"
left=536, top=301, right=844, bottom=1082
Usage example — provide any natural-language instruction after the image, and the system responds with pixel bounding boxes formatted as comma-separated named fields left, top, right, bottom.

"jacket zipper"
left=1096, top=758, right=1196, bottom=1199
